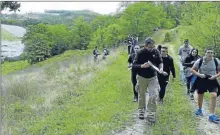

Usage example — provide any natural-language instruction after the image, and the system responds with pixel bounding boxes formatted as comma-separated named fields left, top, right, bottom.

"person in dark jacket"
left=128, top=45, right=140, bottom=102
left=182, top=48, right=201, bottom=99
left=132, top=37, right=163, bottom=122
left=158, top=46, right=176, bottom=103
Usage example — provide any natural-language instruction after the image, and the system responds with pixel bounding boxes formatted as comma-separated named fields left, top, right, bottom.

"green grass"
left=1, top=28, right=21, bottom=41
left=1, top=49, right=92, bottom=75
left=3, top=48, right=137, bottom=135
left=25, top=51, right=136, bottom=135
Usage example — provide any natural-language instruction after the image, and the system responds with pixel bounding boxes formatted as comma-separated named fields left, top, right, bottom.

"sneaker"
left=190, top=93, right=194, bottom=100
left=195, top=109, right=203, bottom=116
left=209, top=115, right=220, bottom=124
left=138, top=109, right=145, bottom=120
left=159, top=99, right=163, bottom=104
left=187, top=90, right=190, bottom=95
left=133, top=96, right=138, bottom=102
left=146, top=112, right=156, bottom=123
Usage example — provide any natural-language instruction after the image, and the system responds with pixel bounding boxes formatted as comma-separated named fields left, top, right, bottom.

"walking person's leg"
left=186, top=76, right=192, bottom=95
left=208, top=89, right=220, bottom=123
left=137, top=75, right=148, bottom=119
left=159, top=76, right=169, bottom=102
left=146, top=76, right=159, bottom=123
left=131, top=71, right=138, bottom=102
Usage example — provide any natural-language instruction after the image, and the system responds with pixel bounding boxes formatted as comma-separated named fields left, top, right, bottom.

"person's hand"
left=159, top=68, right=163, bottom=74
left=127, top=63, right=132, bottom=68
left=198, top=74, right=206, bottom=78
left=209, top=75, right=217, bottom=80
left=162, top=71, right=168, bottom=76
left=191, top=61, right=195, bottom=64
left=141, top=62, right=150, bottom=68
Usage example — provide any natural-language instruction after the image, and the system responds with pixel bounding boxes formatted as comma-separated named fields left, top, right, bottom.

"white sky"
left=2, top=2, right=120, bottom=15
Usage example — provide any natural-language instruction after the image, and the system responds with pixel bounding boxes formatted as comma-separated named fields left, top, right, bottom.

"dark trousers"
left=158, top=75, right=169, bottom=99
left=186, top=75, right=193, bottom=93
left=131, top=70, right=138, bottom=98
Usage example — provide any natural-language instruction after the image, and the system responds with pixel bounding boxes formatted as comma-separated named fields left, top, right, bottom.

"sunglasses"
left=206, top=52, right=213, bottom=54
left=161, top=50, right=167, bottom=52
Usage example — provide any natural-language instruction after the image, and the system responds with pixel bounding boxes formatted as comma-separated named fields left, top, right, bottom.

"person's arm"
left=170, top=57, right=176, bottom=78
left=182, top=57, right=193, bottom=67
left=127, top=55, right=132, bottom=67
left=156, top=49, right=163, bottom=73
left=209, top=58, right=220, bottom=80
left=178, top=47, right=183, bottom=62
left=132, top=52, right=142, bottom=68
left=132, top=52, right=150, bottom=69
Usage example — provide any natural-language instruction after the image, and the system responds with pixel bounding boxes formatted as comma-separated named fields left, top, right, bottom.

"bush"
left=164, top=32, right=171, bottom=42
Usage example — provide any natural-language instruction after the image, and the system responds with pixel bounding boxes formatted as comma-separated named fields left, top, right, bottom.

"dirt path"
left=114, top=94, right=153, bottom=135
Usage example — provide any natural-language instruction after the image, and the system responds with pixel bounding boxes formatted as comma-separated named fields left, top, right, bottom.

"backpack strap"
left=214, top=58, right=219, bottom=73
left=198, top=57, right=219, bottom=73
left=198, top=57, right=203, bottom=70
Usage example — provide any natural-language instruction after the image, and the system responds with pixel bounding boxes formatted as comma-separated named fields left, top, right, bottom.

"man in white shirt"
left=178, top=39, right=193, bottom=83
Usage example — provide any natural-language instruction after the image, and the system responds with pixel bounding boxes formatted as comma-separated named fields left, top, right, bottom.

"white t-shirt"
left=178, top=45, right=193, bottom=62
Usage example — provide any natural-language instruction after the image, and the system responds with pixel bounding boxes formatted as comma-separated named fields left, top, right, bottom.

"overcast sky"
left=2, top=2, right=120, bottom=14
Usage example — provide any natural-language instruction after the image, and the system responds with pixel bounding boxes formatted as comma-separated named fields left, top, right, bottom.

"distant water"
left=1, top=24, right=26, bottom=57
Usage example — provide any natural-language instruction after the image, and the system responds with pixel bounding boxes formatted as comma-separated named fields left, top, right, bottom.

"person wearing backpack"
left=191, top=48, right=220, bottom=124
left=182, top=48, right=201, bottom=99
left=93, top=46, right=100, bottom=62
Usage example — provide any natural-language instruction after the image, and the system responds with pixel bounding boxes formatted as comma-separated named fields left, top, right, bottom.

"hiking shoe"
left=133, top=96, right=138, bottom=102
left=146, top=112, right=156, bottom=123
left=158, top=99, right=163, bottom=104
left=187, top=90, right=190, bottom=95
left=190, top=93, right=194, bottom=100
left=195, top=109, right=203, bottom=116
left=138, top=109, right=145, bottom=120
left=209, top=115, right=220, bottom=124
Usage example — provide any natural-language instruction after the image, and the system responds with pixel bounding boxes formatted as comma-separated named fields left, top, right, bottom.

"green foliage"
left=70, top=16, right=92, bottom=49
left=180, top=2, right=220, bottom=58
left=1, top=1, right=20, bottom=12
left=164, top=32, right=171, bottom=42
left=24, top=33, right=52, bottom=64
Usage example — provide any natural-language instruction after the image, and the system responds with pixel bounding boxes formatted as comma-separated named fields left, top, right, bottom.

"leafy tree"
left=1, top=1, right=20, bottom=12
left=70, top=16, right=92, bottom=49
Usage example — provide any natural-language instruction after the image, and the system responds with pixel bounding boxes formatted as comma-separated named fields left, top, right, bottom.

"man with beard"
left=132, top=37, right=163, bottom=123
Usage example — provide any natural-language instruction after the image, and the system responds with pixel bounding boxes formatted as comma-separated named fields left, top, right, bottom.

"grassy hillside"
left=2, top=49, right=92, bottom=75
left=2, top=47, right=138, bottom=135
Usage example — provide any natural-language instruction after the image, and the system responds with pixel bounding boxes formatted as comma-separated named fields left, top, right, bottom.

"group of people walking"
left=127, top=37, right=220, bottom=124
left=93, top=46, right=110, bottom=62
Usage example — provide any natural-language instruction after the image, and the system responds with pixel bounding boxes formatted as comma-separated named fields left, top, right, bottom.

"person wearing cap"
left=132, top=37, right=163, bottom=122
left=178, top=39, right=193, bottom=83
left=128, top=45, right=140, bottom=102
